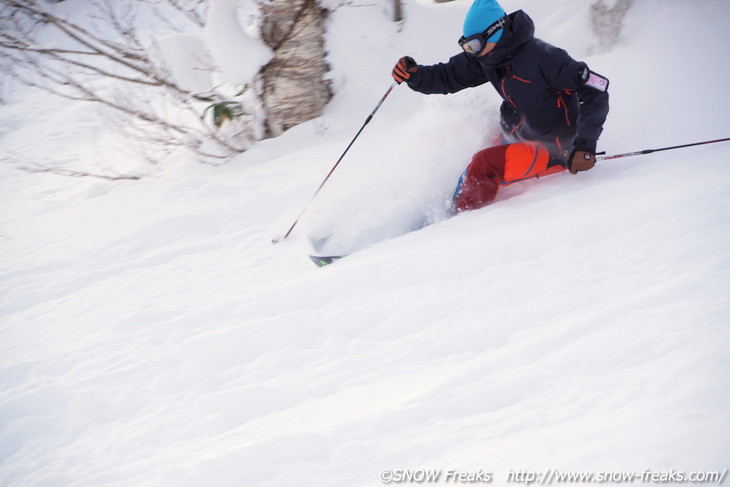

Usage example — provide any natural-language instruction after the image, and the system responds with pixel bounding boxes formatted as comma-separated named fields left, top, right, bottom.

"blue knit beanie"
left=463, top=0, right=506, bottom=43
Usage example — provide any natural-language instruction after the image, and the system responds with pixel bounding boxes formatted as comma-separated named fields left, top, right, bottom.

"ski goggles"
left=458, top=17, right=506, bottom=56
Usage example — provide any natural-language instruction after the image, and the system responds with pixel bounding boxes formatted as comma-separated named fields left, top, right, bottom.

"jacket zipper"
left=501, top=66, right=516, bottom=107
left=556, top=94, right=571, bottom=127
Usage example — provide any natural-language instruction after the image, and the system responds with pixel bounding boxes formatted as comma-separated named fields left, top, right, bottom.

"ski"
left=309, top=255, right=347, bottom=267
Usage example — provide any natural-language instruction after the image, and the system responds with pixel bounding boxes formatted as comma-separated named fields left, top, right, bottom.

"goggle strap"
left=483, top=16, right=506, bottom=40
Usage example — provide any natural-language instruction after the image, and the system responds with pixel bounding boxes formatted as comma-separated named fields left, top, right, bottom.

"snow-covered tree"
left=259, top=0, right=331, bottom=138
left=0, top=0, right=268, bottom=164
left=0, top=0, right=334, bottom=167
left=591, top=0, right=633, bottom=50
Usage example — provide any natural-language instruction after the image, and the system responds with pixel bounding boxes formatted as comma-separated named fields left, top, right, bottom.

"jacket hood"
left=480, top=10, right=535, bottom=66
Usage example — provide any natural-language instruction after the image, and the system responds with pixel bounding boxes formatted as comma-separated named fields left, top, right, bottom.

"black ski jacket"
left=406, top=10, right=609, bottom=157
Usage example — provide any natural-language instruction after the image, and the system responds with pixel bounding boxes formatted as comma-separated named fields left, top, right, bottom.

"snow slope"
left=1, top=0, right=729, bottom=486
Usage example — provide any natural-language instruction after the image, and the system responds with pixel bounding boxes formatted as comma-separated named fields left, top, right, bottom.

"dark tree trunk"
left=392, top=0, right=403, bottom=22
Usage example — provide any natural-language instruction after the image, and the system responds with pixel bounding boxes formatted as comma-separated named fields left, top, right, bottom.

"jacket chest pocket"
left=501, top=73, right=533, bottom=107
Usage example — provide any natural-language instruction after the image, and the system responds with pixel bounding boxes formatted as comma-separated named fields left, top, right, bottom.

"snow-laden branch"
left=0, top=0, right=261, bottom=165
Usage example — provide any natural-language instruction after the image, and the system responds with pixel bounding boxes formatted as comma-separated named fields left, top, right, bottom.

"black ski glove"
left=392, top=56, right=418, bottom=84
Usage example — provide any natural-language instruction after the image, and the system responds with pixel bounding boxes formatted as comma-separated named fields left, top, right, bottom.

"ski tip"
left=309, top=255, right=347, bottom=267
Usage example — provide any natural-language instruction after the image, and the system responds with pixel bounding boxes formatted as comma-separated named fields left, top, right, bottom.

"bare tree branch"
left=18, top=164, right=143, bottom=181
left=0, top=0, right=259, bottom=167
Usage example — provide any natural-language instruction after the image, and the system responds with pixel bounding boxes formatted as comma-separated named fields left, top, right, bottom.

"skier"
left=392, top=0, right=610, bottom=212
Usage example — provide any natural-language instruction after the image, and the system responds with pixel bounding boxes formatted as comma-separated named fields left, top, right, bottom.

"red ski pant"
left=454, top=143, right=566, bottom=212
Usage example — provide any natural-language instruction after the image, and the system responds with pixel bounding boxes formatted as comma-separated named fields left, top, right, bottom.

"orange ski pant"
left=454, top=142, right=566, bottom=212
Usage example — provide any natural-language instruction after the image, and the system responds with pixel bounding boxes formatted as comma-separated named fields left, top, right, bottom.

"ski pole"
left=597, top=137, right=730, bottom=161
left=273, top=82, right=398, bottom=243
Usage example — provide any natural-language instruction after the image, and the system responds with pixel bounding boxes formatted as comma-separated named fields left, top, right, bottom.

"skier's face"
left=478, top=42, right=498, bottom=56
